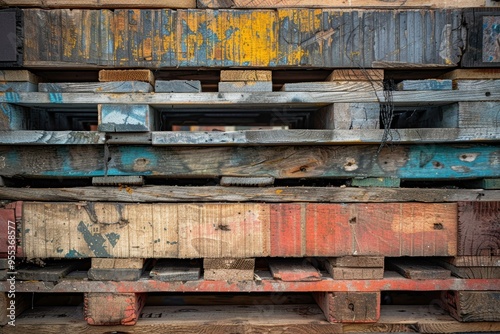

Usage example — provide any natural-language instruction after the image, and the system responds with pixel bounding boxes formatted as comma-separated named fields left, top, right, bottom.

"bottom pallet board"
left=21, top=202, right=457, bottom=258
left=7, top=304, right=500, bottom=333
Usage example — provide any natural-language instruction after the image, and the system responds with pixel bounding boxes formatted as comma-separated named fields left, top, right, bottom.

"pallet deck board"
left=22, top=8, right=465, bottom=68
left=20, top=202, right=456, bottom=259
left=1, top=144, right=498, bottom=180
left=1, top=187, right=498, bottom=203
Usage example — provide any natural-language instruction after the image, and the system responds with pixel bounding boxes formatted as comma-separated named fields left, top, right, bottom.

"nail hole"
left=485, top=92, right=491, bottom=97
left=434, top=223, right=444, bottom=230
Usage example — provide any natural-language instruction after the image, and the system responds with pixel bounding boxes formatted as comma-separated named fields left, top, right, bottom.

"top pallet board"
left=0, top=0, right=495, bottom=8
left=22, top=8, right=465, bottom=68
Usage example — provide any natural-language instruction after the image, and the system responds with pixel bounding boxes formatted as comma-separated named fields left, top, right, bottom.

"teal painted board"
left=0, top=82, right=37, bottom=92
left=0, top=144, right=499, bottom=180
left=0, top=103, right=27, bottom=130
left=39, top=82, right=153, bottom=93
left=396, top=80, right=453, bottom=91
left=98, top=104, right=156, bottom=132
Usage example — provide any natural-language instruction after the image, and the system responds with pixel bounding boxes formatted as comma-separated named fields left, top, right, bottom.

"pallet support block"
left=99, top=69, right=155, bottom=85
left=218, top=81, right=272, bottom=92
left=315, top=103, right=380, bottom=130
left=314, top=291, right=380, bottom=323
left=326, top=256, right=384, bottom=280
left=443, top=291, right=500, bottom=322
left=98, top=104, right=156, bottom=132
left=154, top=80, right=201, bottom=93
left=269, top=259, right=321, bottom=281
left=203, top=258, right=255, bottom=281
left=0, top=103, right=27, bottom=130
left=350, top=178, right=400, bottom=188
left=88, top=258, right=145, bottom=281
left=84, top=292, right=146, bottom=325
left=220, top=70, right=272, bottom=81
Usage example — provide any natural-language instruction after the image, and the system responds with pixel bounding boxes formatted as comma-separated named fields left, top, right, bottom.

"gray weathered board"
left=39, top=81, right=153, bottom=93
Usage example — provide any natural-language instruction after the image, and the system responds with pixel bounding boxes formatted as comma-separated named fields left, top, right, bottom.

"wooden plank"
left=21, top=202, right=457, bottom=259
left=327, top=69, right=384, bottom=81
left=328, top=256, right=384, bottom=268
left=92, top=176, right=144, bottom=186
left=0, top=82, right=37, bottom=92
left=88, top=258, right=145, bottom=281
left=458, top=201, right=500, bottom=256
left=326, top=267, right=384, bottom=280
left=0, top=10, right=21, bottom=67
left=154, top=80, right=201, bottom=93
left=0, top=70, right=39, bottom=83
left=440, top=69, right=500, bottom=80
left=17, top=261, right=82, bottom=281
left=396, top=79, right=453, bottom=91
left=433, top=259, right=500, bottom=279
left=99, top=69, right=155, bottom=85
left=203, top=258, right=255, bottom=281
left=22, top=9, right=465, bottom=68
left=2, top=0, right=196, bottom=8
left=220, top=70, right=272, bottom=82
left=0, top=103, right=27, bottom=130
left=445, top=256, right=500, bottom=267
left=218, top=81, right=272, bottom=92
left=220, top=176, right=275, bottom=186
left=314, top=291, right=380, bottom=323
left=198, top=0, right=487, bottom=8
left=456, top=102, right=500, bottom=128
left=84, top=292, right=146, bottom=325
left=388, top=259, right=451, bottom=279
left=351, top=178, right=401, bottom=188
left=0, top=208, right=15, bottom=257
left=268, top=259, right=321, bottom=281
left=5, top=143, right=498, bottom=179
left=281, top=81, right=382, bottom=92
left=3, top=91, right=500, bottom=107
left=39, top=81, right=153, bottom=93
left=443, top=291, right=500, bottom=322
left=461, top=9, right=500, bottom=68
left=150, top=259, right=200, bottom=281
left=98, top=104, right=156, bottom=132
left=3, top=186, right=499, bottom=203
left=0, top=131, right=104, bottom=145
left=454, top=79, right=500, bottom=91
left=91, top=258, right=144, bottom=269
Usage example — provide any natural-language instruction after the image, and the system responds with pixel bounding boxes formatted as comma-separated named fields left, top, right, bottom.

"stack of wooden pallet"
left=1, top=0, right=500, bottom=333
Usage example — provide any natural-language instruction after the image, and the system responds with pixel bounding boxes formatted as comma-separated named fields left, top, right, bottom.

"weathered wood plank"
left=39, top=81, right=153, bottom=93
left=314, top=292, right=380, bottom=323
left=282, top=81, right=382, bottom=92
left=458, top=201, right=500, bottom=256
left=220, top=70, right=272, bottom=82
left=351, top=178, right=401, bottom=188
left=3, top=91, right=500, bottom=107
left=154, top=80, right=201, bottom=93
left=454, top=79, right=500, bottom=91
left=22, top=9, right=465, bottom=68
left=388, top=259, right=451, bottom=279
left=150, top=259, right=200, bottom=281
left=0, top=208, right=15, bottom=257
left=88, top=258, right=145, bottom=281
left=396, top=79, right=453, bottom=91
left=325, top=256, right=384, bottom=280
left=433, top=258, right=500, bottom=279
left=269, top=259, right=321, bottom=281
left=441, top=69, right=500, bottom=80
left=326, top=266, right=384, bottom=280
left=99, top=70, right=155, bottom=85
left=17, top=261, right=83, bottom=281
left=198, top=0, right=488, bottom=8
left=456, top=102, right=500, bottom=128
left=0, top=82, right=37, bottom=92
left=2, top=0, right=196, bottom=8
left=328, top=103, right=380, bottom=129
left=203, top=258, right=255, bottom=281
left=443, top=291, right=500, bottom=322
left=445, top=256, right=500, bottom=267
left=0, top=70, right=39, bottom=83
left=0, top=10, right=21, bottom=67
left=462, top=9, right=500, bottom=67
left=2, top=144, right=499, bottom=180
left=0, top=103, right=27, bottom=130
left=0, top=131, right=104, bottom=144
left=218, top=81, right=272, bottom=92
left=2, top=186, right=498, bottom=203
left=327, top=69, right=384, bottom=81
left=85, top=292, right=146, bottom=326
left=0, top=292, right=30, bottom=327
left=328, top=256, right=384, bottom=268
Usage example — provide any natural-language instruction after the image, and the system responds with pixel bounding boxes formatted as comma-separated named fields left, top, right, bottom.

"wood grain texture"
left=0, top=70, right=38, bottom=83
left=39, top=81, right=153, bottom=93
left=444, top=291, right=500, bottom=322
left=327, top=69, right=384, bottom=81
left=433, top=259, right=500, bottom=279
left=198, top=0, right=487, bottom=8
left=203, top=258, right=255, bottom=281
left=3, top=186, right=499, bottom=203
left=458, top=201, right=500, bottom=256
left=388, top=259, right=451, bottom=279
left=84, top=292, right=146, bottom=325
left=2, top=144, right=499, bottom=180
left=0, top=208, right=15, bottom=257
left=441, top=69, right=500, bottom=80
left=314, top=291, right=380, bottom=323
left=154, top=80, right=201, bottom=93
left=218, top=81, right=272, bottom=92
left=21, top=202, right=456, bottom=259
left=99, top=70, right=155, bottom=84
left=22, top=8, right=464, bottom=68
left=150, top=259, right=200, bottom=281
left=0, top=292, right=30, bottom=326
left=281, top=81, right=382, bottom=92
left=2, top=0, right=196, bottom=7
left=396, top=79, right=453, bottom=91
left=269, top=259, right=321, bottom=281
left=220, top=70, right=272, bottom=81
left=328, top=256, right=384, bottom=268
left=98, top=104, right=156, bottom=132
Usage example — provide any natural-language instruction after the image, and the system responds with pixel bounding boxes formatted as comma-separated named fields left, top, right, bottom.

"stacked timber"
left=0, top=0, right=500, bottom=332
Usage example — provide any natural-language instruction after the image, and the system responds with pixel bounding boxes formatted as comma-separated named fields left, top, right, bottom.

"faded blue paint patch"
left=24, top=228, right=30, bottom=234
left=4, top=92, right=20, bottom=103
left=225, top=27, right=237, bottom=39
left=77, top=221, right=111, bottom=257
left=105, top=232, right=120, bottom=247
left=65, top=249, right=85, bottom=258
left=119, top=146, right=158, bottom=174
left=49, top=92, right=63, bottom=103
